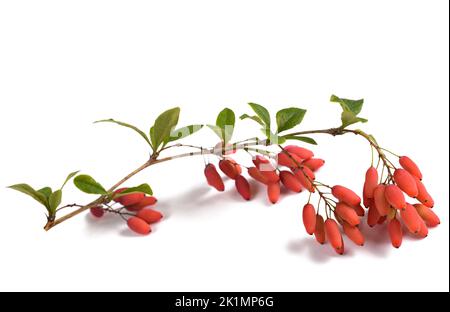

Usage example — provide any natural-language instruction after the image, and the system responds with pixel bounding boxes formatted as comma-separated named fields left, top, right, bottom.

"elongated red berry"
left=90, top=206, right=104, bottom=218
left=248, top=167, right=269, bottom=185
left=228, top=159, right=242, bottom=174
left=302, top=204, right=316, bottom=235
left=388, top=218, right=403, bottom=248
left=314, top=215, right=326, bottom=244
left=285, top=145, right=314, bottom=159
left=125, top=196, right=158, bottom=212
left=293, top=168, right=315, bottom=192
left=367, top=204, right=381, bottom=227
left=343, top=223, right=365, bottom=246
left=335, top=203, right=360, bottom=226
left=373, top=184, right=390, bottom=217
left=363, top=167, right=379, bottom=199
left=136, top=208, right=163, bottom=224
left=261, top=170, right=280, bottom=184
left=414, top=177, right=434, bottom=208
left=301, top=166, right=315, bottom=181
left=267, top=183, right=281, bottom=204
left=204, top=164, right=225, bottom=191
left=399, top=156, right=423, bottom=180
left=400, top=204, right=422, bottom=234
left=325, top=219, right=343, bottom=251
left=414, top=204, right=440, bottom=227
left=280, top=171, right=302, bottom=193
left=332, top=185, right=361, bottom=206
left=277, top=152, right=302, bottom=168
left=235, top=175, right=251, bottom=200
left=219, top=159, right=239, bottom=179
left=334, top=240, right=345, bottom=255
left=416, top=218, right=429, bottom=239
left=394, top=169, right=418, bottom=198
left=302, top=158, right=325, bottom=172
left=127, top=217, right=151, bottom=235
left=384, top=185, right=406, bottom=210
left=114, top=188, right=145, bottom=206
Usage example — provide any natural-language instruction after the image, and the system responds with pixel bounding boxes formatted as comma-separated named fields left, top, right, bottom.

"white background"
left=0, top=0, right=448, bottom=292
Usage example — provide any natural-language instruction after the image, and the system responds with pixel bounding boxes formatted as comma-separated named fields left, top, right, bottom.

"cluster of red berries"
left=90, top=188, right=163, bottom=235
left=203, top=145, right=325, bottom=204
left=363, top=156, right=440, bottom=248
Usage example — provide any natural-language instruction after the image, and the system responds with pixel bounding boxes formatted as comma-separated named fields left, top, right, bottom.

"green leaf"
left=215, top=108, right=235, bottom=143
left=95, top=119, right=152, bottom=147
left=8, top=184, right=49, bottom=208
left=207, top=125, right=224, bottom=140
left=167, top=125, right=203, bottom=143
left=282, top=135, right=318, bottom=145
left=115, top=184, right=153, bottom=197
left=49, top=190, right=62, bottom=213
left=37, top=187, right=53, bottom=200
left=248, top=103, right=271, bottom=128
left=73, top=175, right=107, bottom=195
left=330, top=95, right=364, bottom=115
left=341, top=111, right=368, bottom=128
left=239, top=114, right=265, bottom=126
left=276, top=108, right=307, bottom=133
left=61, top=171, right=80, bottom=189
left=151, top=107, right=180, bottom=150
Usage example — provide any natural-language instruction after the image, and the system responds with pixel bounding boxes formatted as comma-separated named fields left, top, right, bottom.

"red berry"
left=204, top=164, right=225, bottom=191
left=367, top=204, right=381, bottom=227
left=351, top=204, right=366, bottom=217
left=114, top=188, right=145, bottom=206
left=293, top=168, right=315, bottom=193
left=335, top=203, right=360, bottom=226
left=261, top=170, right=280, bottom=184
left=302, top=204, right=316, bottom=235
left=416, top=218, right=429, bottom=239
left=235, top=175, right=251, bottom=200
left=414, top=177, right=434, bottom=208
left=325, top=219, right=344, bottom=251
left=399, top=156, right=423, bottom=180
left=400, top=204, right=422, bottom=234
left=127, top=217, right=151, bottom=235
left=331, top=185, right=361, bottom=207
left=248, top=167, right=269, bottom=185
left=277, top=152, right=302, bottom=168
left=414, top=204, right=440, bottom=227
left=301, top=166, right=315, bottom=181
left=267, top=183, right=281, bottom=204
left=228, top=159, right=242, bottom=174
left=314, top=215, right=326, bottom=245
left=388, top=218, right=403, bottom=248
left=90, top=206, right=104, bottom=218
left=219, top=159, right=239, bottom=179
left=384, top=185, right=406, bottom=210
left=280, top=170, right=303, bottom=193
left=394, top=169, right=419, bottom=198
left=373, top=184, right=390, bottom=217
left=136, top=209, right=163, bottom=224
left=343, top=223, right=365, bottom=246
left=363, top=167, right=378, bottom=199
left=284, top=145, right=314, bottom=159
left=302, top=158, right=325, bottom=172
left=125, top=196, right=158, bottom=212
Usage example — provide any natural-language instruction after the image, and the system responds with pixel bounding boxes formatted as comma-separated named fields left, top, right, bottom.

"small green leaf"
left=330, top=95, right=364, bottom=115
left=37, top=187, right=53, bottom=200
left=151, top=107, right=180, bottom=151
left=95, top=119, right=152, bottom=147
left=49, top=190, right=62, bottom=213
left=239, top=114, right=265, bottom=126
left=62, top=171, right=80, bottom=189
left=8, top=184, right=49, bottom=208
left=282, top=135, right=318, bottom=145
left=216, top=108, right=235, bottom=143
left=276, top=108, right=307, bottom=133
left=341, top=111, right=368, bottom=128
left=248, top=103, right=271, bottom=128
left=207, top=125, right=224, bottom=140
left=116, top=184, right=153, bottom=197
left=73, top=175, right=107, bottom=195
left=167, top=125, right=203, bottom=143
